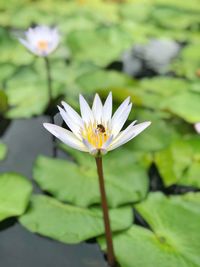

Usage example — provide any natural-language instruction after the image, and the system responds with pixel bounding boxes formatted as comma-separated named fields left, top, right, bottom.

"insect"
left=96, top=124, right=106, bottom=133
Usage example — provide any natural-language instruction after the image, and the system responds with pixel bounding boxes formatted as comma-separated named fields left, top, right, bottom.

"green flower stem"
left=95, top=156, right=115, bottom=267
left=44, top=57, right=57, bottom=158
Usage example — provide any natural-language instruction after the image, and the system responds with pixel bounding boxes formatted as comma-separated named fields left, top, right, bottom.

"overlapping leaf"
left=19, top=194, right=133, bottom=244
left=99, top=192, right=200, bottom=267
left=0, top=173, right=32, bottom=221
left=34, top=147, right=149, bottom=208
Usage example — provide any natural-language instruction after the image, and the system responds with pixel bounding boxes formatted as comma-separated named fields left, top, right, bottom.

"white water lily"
left=194, top=122, right=200, bottom=134
left=19, top=25, right=59, bottom=57
left=43, top=93, right=151, bottom=156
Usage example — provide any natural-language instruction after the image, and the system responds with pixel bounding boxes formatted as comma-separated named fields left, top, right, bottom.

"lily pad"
left=0, top=173, right=32, bottom=222
left=171, top=44, right=200, bottom=80
left=155, top=136, right=200, bottom=187
left=5, top=62, right=65, bottom=118
left=67, top=25, right=133, bottom=66
left=127, top=109, right=180, bottom=152
left=0, top=90, right=8, bottom=113
left=19, top=194, right=133, bottom=244
left=34, top=148, right=149, bottom=208
left=76, top=69, right=137, bottom=93
left=99, top=192, right=200, bottom=267
left=161, top=91, right=200, bottom=123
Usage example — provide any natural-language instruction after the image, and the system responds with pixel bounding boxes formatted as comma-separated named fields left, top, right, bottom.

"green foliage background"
left=0, top=0, right=200, bottom=266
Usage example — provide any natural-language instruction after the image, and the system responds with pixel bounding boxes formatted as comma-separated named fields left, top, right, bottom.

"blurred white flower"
left=43, top=93, right=151, bottom=156
left=194, top=122, right=200, bottom=134
left=19, top=25, right=59, bottom=57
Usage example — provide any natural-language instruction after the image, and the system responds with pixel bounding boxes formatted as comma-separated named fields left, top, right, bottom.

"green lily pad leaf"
left=171, top=44, right=200, bottom=80
left=99, top=192, right=200, bottom=267
left=127, top=109, right=180, bottom=152
left=161, top=91, right=200, bottom=123
left=120, top=2, right=150, bottom=22
left=0, top=28, right=34, bottom=65
left=34, top=149, right=149, bottom=208
left=0, top=63, right=16, bottom=82
left=151, top=5, right=200, bottom=30
left=5, top=62, right=64, bottom=118
left=0, top=142, right=7, bottom=160
left=19, top=195, right=133, bottom=244
left=76, top=69, right=137, bottom=93
left=155, top=136, right=200, bottom=187
left=0, top=173, right=32, bottom=222
left=172, top=192, right=200, bottom=214
left=0, top=90, right=8, bottom=113
left=67, top=25, right=133, bottom=66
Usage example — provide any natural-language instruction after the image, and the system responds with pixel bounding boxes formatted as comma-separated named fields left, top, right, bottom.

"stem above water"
left=44, top=56, right=57, bottom=158
left=95, top=156, right=115, bottom=267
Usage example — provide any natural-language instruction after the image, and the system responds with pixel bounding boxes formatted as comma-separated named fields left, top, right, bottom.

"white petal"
left=79, top=94, right=94, bottom=124
left=92, top=94, right=103, bottom=123
left=102, top=135, right=113, bottom=149
left=19, top=38, right=37, bottom=54
left=111, top=96, right=130, bottom=126
left=111, top=103, right=132, bottom=137
left=61, top=101, right=84, bottom=128
left=102, top=92, right=112, bottom=123
left=82, top=138, right=98, bottom=155
left=108, top=121, right=151, bottom=151
left=194, top=122, right=200, bottom=134
left=58, top=106, right=81, bottom=139
left=43, top=123, right=87, bottom=152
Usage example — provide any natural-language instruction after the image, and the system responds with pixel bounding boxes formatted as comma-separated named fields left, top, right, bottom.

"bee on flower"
left=19, top=25, right=60, bottom=57
left=43, top=92, right=151, bottom=156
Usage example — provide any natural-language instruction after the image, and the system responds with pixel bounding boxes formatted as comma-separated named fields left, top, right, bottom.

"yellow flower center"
left=81, top=123, right=110, bottom=149
left=37, top=40, right=48, bottom=51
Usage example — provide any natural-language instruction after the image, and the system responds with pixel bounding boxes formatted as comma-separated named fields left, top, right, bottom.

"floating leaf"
left=155, top=136, right=200, bottom=187
left=67, top=25, right=133, bottom=66
left=34, top=148, right=149, bottom=208
left=99, top=192, right=200, bottom=267
left=5, top=62, right=65, bottom=118
left=0, top=90, right=8, bottom=113
left=20, top=195, right=133, bottom=244
left=0, top=173, right=32, bottom=222
left=76, top=69, right=137, bottom=93
left=171, top=43, right=200, bottom=80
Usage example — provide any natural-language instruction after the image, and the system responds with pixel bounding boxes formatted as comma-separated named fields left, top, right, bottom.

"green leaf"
left=161, top=91, right=200, bottom=123
left=154, top=136, right=200, bottom=187
left=127, top=109, right=180, bottom=152
left=19, top=194, right=133, bottom=244
left=67, top=25, right=133, bottom=66
left=34, top=149, right=149, bottom=208
left=76, top=69, right=136, bottom=93
left=5, top=62, right=64, bottom=118
left=171, top=43, right=200, bottom=80
left=0, top=90, right=8, bottom=113
left=99, top=192, right=200, bottom=267
left=0, top=142, right=7, bottom=160
left=0, top=173, right=32, bottom=222
left=0, top=28, right=34, bottom=65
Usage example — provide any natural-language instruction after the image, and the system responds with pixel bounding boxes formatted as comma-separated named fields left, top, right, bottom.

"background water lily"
left=19, top=25, right=60, bottom=57
left=194, top=123, right=200, bottom=134
left=43, top=93, right=151, bottom=156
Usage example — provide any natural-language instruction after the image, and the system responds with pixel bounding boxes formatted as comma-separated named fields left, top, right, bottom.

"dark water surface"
left=0, top=116, right=107, bottom=267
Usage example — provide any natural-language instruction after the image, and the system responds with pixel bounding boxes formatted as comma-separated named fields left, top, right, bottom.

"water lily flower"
left=19, top=25, right=59, bottom=57
left=43, top=93, right=151, bottom=156
left=194, top=122, right=200, bottom=134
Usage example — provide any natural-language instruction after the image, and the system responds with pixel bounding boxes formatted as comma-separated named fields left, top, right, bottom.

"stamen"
left=37, top=40, right=48, bottom=51
left=81, top=122, right=110, bottom=149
